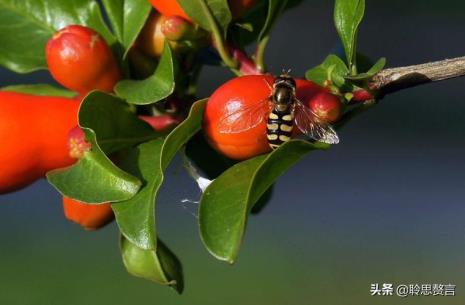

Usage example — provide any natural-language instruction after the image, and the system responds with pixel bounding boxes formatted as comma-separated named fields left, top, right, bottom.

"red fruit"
left=161, top=15, right=192, bottom=41
left=149, top=0, right=257, bottom=20
left=352, top=89, right=374, bottom=102
left=0, top=91, right=79, bottom=193
left=203, top=74, right=273, bottom=160
left=68, top=126, right=91, bottom=159
left=138, top=12, right=207, bottom=58
left=296, top=79, right=342, bottom=124
left=63, top=196, right=114, bottom=230
left=46, top=25, right=122, bottom=95
left=139, top=115, right=181, bottom=131
left=308, top=95, right=342, bottom=124
left=138, top=13, right=167, bottom=58
left=203, top=75, right=341, bottom=160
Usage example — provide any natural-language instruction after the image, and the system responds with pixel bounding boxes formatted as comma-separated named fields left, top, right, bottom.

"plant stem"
left=229, top=67, right=242, bottom=76
left=198, top=1, right=238, bottom=70
left=255, top=36, right=269, bottom=73
left=370, top=56, right=465, bottom=96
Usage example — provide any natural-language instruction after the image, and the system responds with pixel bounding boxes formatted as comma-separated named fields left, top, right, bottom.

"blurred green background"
left=1, top=1, right=465, bottom=304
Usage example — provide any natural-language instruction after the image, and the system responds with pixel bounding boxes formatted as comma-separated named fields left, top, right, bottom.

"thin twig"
left=255, top=36, right=269, bottom=73
left=369, top=56, right=465, bottom=96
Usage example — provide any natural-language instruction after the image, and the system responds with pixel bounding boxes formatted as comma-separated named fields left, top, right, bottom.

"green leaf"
left=305, top=54, right=349, bottom=87
left=0, top=84, right=75, bottom=98
left=258, top=0, right=289, bottom=42
left=112, top=140, right=163, bottom=250
left=121, top=236, right=183, bottom=293
left=101, top=0, right=151, bottom=57
left=366, top=57, right=386, bottom=74
left=112, top=100, right=206, bottom=250
left=345, top=57, right=386, bottom=81
left=177, top=0, right=232, bottom=34
left=0, top=0, right=114, bottom=73
left=78, top=91, right=157, bottom=154
left=115, top=44, right=176, bottom=105
left=47, top=91, right=160, bottom=203
left=334, top=0, right=365, bottom=69
left=47, top=130, right=141, bottom=203
left=235, top=23, right=254, bottom=32
left=199, top=140, right=329, bottom=263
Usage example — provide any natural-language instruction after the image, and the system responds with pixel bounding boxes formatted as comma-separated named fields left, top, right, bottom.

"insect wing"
left=293, top=100, right=340, bottom=144
left=217, top=98, right=272, bottom=134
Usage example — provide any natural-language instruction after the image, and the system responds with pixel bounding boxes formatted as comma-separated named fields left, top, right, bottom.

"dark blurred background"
left=1, top=1, right=465, bottom=304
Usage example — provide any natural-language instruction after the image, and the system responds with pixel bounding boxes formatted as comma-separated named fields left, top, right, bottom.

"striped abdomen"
left=266, top=108, right=294, bottom=149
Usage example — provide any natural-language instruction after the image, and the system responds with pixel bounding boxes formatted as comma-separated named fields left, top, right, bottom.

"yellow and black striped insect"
left=217, top=72, right=340, bottom=149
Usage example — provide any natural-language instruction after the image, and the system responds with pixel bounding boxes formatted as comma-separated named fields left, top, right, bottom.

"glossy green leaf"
left=47, top=130, right=141, bottom=203
left=235, top=23, right=254, bottom=32
left=305, top=54, right=349, bottom=87
left=0, top=0, right=113, bottom=73
left=258, top=0, right=289, bottom=42
left=200, top=140, right=329, bottom=263
left=112, top=100, right=206, bottom=250
left=345, top=57, right=386, bottom=81
left=177, top=0, right=231, bottom=34
left=115, top=44, right=176, bottom=105
left=121, top=236, right=183, bottom=293
left=334, top=0, right=365, bottom=69
left=101, top=0, right=151, bottom=57
left=112, top=140, right=163, bottom=250
left=0, top=84, right=75, bottom=98
left=78, top=92, right=157, bottom=154
left=367, top=57, right=386, bottom=74
left=46, top=91, right=161, bottom=203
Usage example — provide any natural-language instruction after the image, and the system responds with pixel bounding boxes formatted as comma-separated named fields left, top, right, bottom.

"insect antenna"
left=281, top=68, right=292, bottom=76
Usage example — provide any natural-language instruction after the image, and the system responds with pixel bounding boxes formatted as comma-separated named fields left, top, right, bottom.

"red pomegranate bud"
left=161, top=16, right=192, bottom=41
left=352, top=89, right=375, bottom=102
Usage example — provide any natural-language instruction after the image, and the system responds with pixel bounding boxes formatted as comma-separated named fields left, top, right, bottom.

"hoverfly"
left=217, top=72, right=340, bottom=149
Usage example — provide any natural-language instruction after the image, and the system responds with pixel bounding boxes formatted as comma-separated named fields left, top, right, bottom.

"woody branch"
left=369, top=56, right=465, bottom=96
